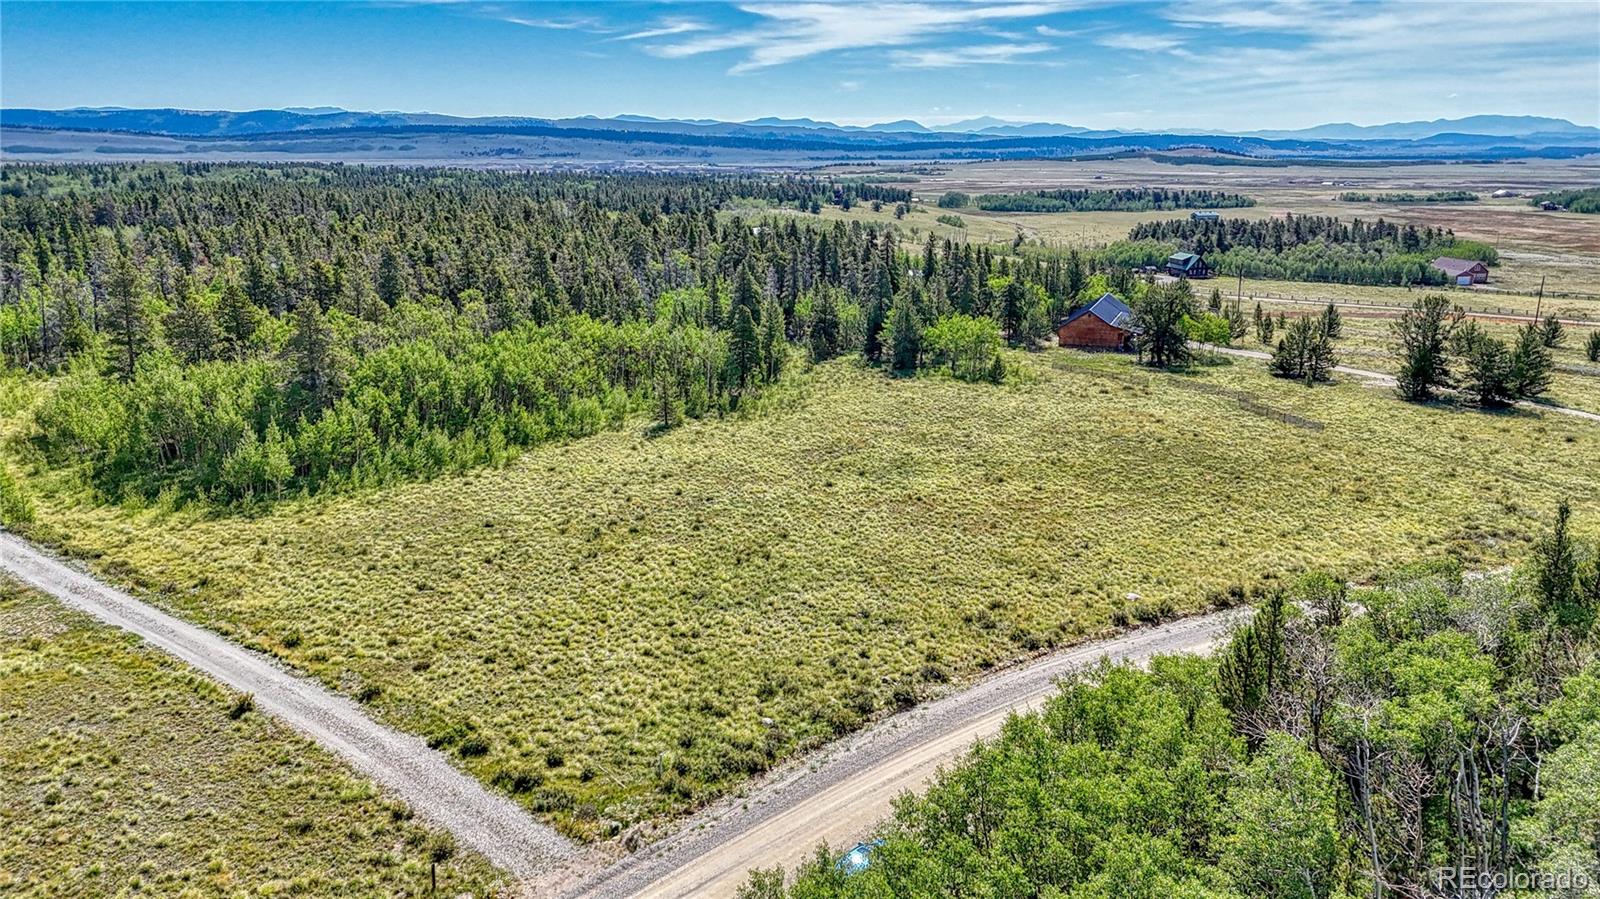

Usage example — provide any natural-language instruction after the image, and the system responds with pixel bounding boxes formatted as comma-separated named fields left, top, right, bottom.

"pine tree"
left=1216, top=592, right=1288, bottom=751
left=1000, top=278, right=1026, bottom=345
left=1392, top=295, right=1461, bottom=401
left=1539, top=314, right=1564, bottom=348
left=1535, top=500, right=1580, bottom=626
left=734, top=266, right=763, bottom=320
left=106, top=251, right=151, bottom=378
left=808, top=290, right=842, bottom=362
left=730, top=305, right=760, bottom=388
left=1509, top=323, right=1553, bottom=398
left=287, top=302, right=336, bottom=411
left=1586, top=328, right=1600, bottom=363
left=759, top=297, right=786, bottom=383
left=1227, top=299, right=1248, bottom=341
left=215, top=275, right=263, bottom=361
left=886, top=289, right=923, bottom=373
left=1320, top=303, right=1342, bottom=339
left=165, top=287, right=220, bottom=364
left=376, top=244, right=407, bottom=305
left=1208, top=287, right=1223, bottom=313
left=58, top=280, right=95, bottom=360
left=1133, top=281, right=1195, bottom=368
left=1455, top=324, right=1513, bottom=406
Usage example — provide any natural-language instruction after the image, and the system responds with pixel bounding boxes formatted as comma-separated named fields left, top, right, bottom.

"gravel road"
left=0, top=531, right=574, bottom=879
left=543, top=607, right=1249, bottom=899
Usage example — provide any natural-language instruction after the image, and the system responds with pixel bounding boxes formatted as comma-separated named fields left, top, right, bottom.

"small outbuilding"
left=1057, top=292, right=1135, bottom=350
left=1166, top=251, right=1211, bottom=279
left=1430, top=256, right=1489, bottom=285
left=1190, top=210, right=1221, bottom=222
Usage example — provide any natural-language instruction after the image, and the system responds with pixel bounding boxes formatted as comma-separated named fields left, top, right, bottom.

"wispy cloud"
left=892, top=41, right=1056, bottom=69
left=650, top=2, right=1080, bottom=73
left=495, top=14, right=614, bottom=32
left=616, top=19, right=709, bottom=41
left=1136, top=0, right=1599, bottom=126
left=1096, top=33, right=1183, bottom=52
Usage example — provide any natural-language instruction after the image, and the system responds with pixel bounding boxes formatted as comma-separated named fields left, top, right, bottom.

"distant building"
left=1166, top=251, right=1211, bottom=279
left=1491, top=189, right=1519, bottom=198
left=1057, top=292, right=1135, bottom=350
left=1190, top=210, right=1221, bottom=222
left=1539, top=201, right=1563, bottom=211
left=1430, top=256, right=1490, bottom=285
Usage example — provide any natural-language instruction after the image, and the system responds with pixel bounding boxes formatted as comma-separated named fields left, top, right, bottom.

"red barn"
left=1057, top=293, right=1135, bottom=350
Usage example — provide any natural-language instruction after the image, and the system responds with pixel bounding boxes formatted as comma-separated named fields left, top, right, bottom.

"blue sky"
left=3, top=1, right=1597, bottom=130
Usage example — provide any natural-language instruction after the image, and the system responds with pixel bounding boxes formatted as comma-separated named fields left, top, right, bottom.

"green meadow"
left=8, top=350, right=1597, bottom=837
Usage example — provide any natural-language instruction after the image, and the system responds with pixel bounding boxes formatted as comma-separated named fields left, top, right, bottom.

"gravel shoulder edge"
left=549, top=607, right=1250, bottom=898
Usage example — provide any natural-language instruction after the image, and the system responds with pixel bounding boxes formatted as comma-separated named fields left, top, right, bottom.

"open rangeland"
left=813, top=157, right=1600, bottom=294
left=0, top=579, right=501, bottom=897
left=1215, top=288, right=1600, bottom=415
left=7, top=349, right=1599, bottom=842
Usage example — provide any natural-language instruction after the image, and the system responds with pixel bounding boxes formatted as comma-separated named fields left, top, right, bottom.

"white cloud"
left=1096, top=33, right=1183, bottom=52
left=891, top=42, right=1056, bottom=68
left=651, top=2, right=1081, bottom=73
left=616, top=19, right=709, bottom=41
left=495, top=14, right=613, bottom=32
left=1145, top=0, right=1600, bottom=126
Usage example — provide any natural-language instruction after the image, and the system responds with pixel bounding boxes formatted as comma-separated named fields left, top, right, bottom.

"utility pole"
left=1535, top=275, right=1545, bottom=321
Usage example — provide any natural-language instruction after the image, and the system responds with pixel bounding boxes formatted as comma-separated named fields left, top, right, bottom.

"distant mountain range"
left=4, top=107, right=1594, bottom=142
left=2, top=107, right=1595, bottom=164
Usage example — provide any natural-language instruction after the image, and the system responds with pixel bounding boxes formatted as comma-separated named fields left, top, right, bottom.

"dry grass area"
left=1233, top=298, right=1600, bottom=415
left=9, top=352, right=1600, bottom=840
left=815, top=157, right=1600, bottom=292
left=0, top=580, right=500, bottom=897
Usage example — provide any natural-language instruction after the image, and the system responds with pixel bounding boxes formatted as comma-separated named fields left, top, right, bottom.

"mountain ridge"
left=4, top=107, right=1594, bottom=141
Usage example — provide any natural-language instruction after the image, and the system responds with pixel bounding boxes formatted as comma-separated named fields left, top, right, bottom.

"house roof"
left=1060, top=292, right=1134, bottom=331
left=1167, top=252, right=1203, bottom=270
left=1430, top=256, right=1487, bottom=277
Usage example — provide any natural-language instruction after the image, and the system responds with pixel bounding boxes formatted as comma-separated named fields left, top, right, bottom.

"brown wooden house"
left=1166, top=252, right=1211, bottom=279
left=1430, top=256, right=1489, bottom=285
left=1057, top=292, right=1135, bottom=350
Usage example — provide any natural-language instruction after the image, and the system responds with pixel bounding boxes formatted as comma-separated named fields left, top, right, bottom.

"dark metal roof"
left=1060, top=292, right=1134, bottom=330
left=1168, top=252, right=1201, bottom=269
left=1430, top=256, right=1487, bottom=277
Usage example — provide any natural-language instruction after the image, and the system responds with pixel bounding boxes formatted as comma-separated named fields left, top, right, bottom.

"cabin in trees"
left=1430, top=256, right=1489, bottom=285
left=1190, top=210, right=1221, bottom=222
left=1166, top=252, right=1211, bottom=279
left=1057, top=292, right=1135, bottom=350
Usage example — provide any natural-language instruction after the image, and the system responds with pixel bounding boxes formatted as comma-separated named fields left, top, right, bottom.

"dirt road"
left=0, top=531, right=574, bottom=879
left=1202, top=344, right=1600, bottom=422
left=546, top=608, right=1248, bottom=898
left=1251, top=294, right=1596, bottom=326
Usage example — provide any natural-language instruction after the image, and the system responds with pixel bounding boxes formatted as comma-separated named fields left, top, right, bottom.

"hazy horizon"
left=3, top=1, right=1597, bottom=132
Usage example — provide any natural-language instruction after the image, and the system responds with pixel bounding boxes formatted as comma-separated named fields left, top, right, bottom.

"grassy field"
left=0, top=580, right=500, bottom=897
left=810, top=158, right=1600, bottom=296
left=7, top=350, right=1600, bottom=840
left=1219, top=290, right=1600, bottom=414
